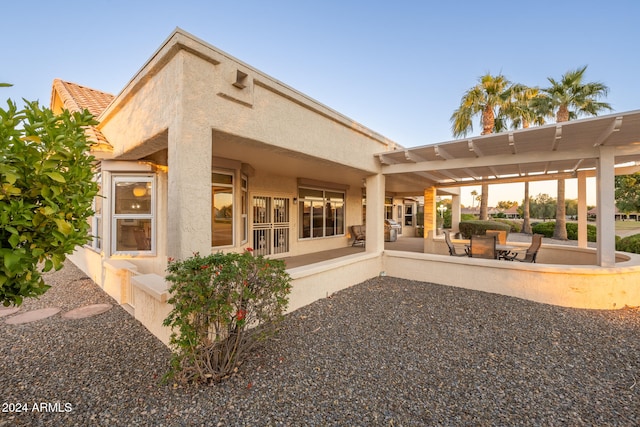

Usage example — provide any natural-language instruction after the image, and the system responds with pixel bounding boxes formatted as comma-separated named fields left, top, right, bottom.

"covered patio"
left=286, top=111, right=640, bottom=313
left=379, top=110, right=640, bottom=267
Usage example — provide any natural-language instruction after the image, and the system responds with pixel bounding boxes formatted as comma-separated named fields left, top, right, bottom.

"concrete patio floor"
left=281, top=230, right=615, bottom=270
left=282, top=237, right=423, bottom=269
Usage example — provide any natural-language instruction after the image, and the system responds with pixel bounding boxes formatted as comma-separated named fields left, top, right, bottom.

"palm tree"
left=503, top=84, right=548, bottom=233
left=537, top=66, right=611, bottom=239
left=451, top=73, right=511, bottom=220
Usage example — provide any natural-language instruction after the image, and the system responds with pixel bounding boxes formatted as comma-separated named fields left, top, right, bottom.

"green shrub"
left=616, top=234, right=640, bottom=254
left=458, top=220, right=510, bottom=239
left=566, top=223, right=597, bottom=242
left=532, top=222, right=597, bottom=242
left=493, top=219, right=522, bottom=233
left=531, top=221, right=555, bottom=238
left=163, top=249, right=291, bottom=384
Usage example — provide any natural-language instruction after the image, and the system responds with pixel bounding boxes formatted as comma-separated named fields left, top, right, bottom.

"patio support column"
left=577, top=171, right=588, bottom=248
left=451, top=193, right=461, bottom=234
left=423, top=187, right=437, bottom=253
left=596, top=146, right=616, bottom=267
left=167, top=122, right=213, bottom=260
left=365, top=174, right=385, bottom=254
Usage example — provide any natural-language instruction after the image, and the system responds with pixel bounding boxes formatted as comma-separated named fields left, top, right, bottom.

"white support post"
left=167, top=122, right=213, bottom=260
left=577, top=171, right=588, bottom=249
left=451, top=193, right=461, bottom=234
left=596, top=146, right=616, bottom=267
left=423, top=187, right=437, bottom=253
left=365, top=174, right=385, bottom=254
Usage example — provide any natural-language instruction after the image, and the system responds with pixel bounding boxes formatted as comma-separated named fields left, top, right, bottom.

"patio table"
left=463, top=243, right=526, bottom=259
left=496, top=244, right=526, bottom=259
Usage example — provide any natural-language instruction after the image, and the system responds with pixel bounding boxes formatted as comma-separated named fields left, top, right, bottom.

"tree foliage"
left=450, top=73, right=512, bottom=138
left=615, top=173, right=640, bottom=213
left=0, top=98, right=98, bottom=306
left=496, top=200, right=518, bottom=210
left=529, top=193, right=556, bottom=221
left=536, top=66, right=611, bottom=240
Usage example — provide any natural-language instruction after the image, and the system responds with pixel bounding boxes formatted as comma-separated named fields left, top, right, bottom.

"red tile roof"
left=52, top=79, right=114, bottom=117
left=51, top=79, right=114, bottom=153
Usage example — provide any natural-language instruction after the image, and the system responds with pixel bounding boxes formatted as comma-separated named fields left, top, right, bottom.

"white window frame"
left=241, top=174, right=248, bottom=244
left=111, top=175, right=155, bottom=256
left=212, top=169, right=235, bottom=248
left=86, top=172, right=102, bottom=252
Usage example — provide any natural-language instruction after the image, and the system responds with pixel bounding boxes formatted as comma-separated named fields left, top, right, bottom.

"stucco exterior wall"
left=94, top=30, right=393, bottom=264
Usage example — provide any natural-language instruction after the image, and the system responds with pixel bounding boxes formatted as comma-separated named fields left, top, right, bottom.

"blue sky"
left=3, top=0, right=638, bottom=205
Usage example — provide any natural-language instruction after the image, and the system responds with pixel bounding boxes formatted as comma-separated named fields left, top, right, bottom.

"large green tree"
left=451, top=73, right=511, bottom=220
left=502, top=84, right=547, bottom=233
left=615, top=173, right=640, bottom=214
left=0, top=95, right=98, bottom=306
left=536, top=66, right=611, bottom=239
left=530, top=193, right=556, bottom=221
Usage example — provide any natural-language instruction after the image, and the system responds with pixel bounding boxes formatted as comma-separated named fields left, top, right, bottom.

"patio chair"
left=503, top=234, right=543, bottom=263
left=350, top=225, right=366, bottom=247
left=444, top=230, right=468, bottom=257
left=486, top=229, right=507, bottom=244
left=469, top=235, right=497, bottom=259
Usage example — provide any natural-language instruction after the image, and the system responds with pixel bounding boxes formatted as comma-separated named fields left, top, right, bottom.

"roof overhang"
left=378, top=110, right=640, bottom=192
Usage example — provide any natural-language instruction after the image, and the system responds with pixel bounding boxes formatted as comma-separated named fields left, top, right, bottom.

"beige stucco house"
left=52, top=29, right=640, bottom=345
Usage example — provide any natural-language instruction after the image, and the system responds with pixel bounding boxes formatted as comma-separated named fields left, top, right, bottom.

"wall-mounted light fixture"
left=132, top=186, right=147, bottom=197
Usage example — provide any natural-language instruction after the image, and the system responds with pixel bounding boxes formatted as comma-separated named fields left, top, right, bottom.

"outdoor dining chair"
left=503, top=234, right=543, bottom=263
left=444, top=230, right=468, bottom=257
left=469, top=235, right=497, bottom=259
left=486, top=229, right=507, bottom=244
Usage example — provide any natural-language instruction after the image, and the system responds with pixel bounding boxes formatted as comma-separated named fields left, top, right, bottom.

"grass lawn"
left=615, top=220, right=640, bottom=231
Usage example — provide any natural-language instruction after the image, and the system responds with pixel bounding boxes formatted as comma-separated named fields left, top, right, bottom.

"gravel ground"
left=2, top=261, right=639, bottom=426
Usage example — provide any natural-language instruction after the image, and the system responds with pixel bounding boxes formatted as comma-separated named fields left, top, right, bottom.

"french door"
left=252, top=196, right=290, bottom=257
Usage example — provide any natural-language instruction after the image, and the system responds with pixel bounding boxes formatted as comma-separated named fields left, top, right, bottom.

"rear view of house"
left=51, top=29, right=415, bottom=342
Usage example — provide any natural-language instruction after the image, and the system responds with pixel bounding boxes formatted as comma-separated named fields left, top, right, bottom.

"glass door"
left=252, top=196, right=290, bottom=256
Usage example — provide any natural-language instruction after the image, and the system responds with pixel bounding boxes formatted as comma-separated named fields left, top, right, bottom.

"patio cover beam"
left=593, top=116, right=623, bottom=147
left=435, top=171, right=582, bottom=188
left=382, top=147, right=600, bottom=175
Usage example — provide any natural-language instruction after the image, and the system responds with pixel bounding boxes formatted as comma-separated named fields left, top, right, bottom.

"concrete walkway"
left=2, top=303, right=113, bottom=325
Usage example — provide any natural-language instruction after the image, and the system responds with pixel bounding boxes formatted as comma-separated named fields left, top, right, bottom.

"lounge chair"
left=503, top=234, right=543, bottom=263
left=444, top=230, right=468, bottom=257
left=469, top=235, right=497, bottom=259
left=350, top=225, right=366, bottom=247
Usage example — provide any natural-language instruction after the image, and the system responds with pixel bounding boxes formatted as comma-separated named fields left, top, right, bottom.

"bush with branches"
left=0, top=97, right=98, bottom=306
left=163, top=249, right=291, bottom=384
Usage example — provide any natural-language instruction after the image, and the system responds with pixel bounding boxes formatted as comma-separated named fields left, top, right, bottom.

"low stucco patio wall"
left=94, top=251, right=383, bottom=347
left=382, top=250, right=640, bottom=310
left=286, top=252, right=382, bottom=313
